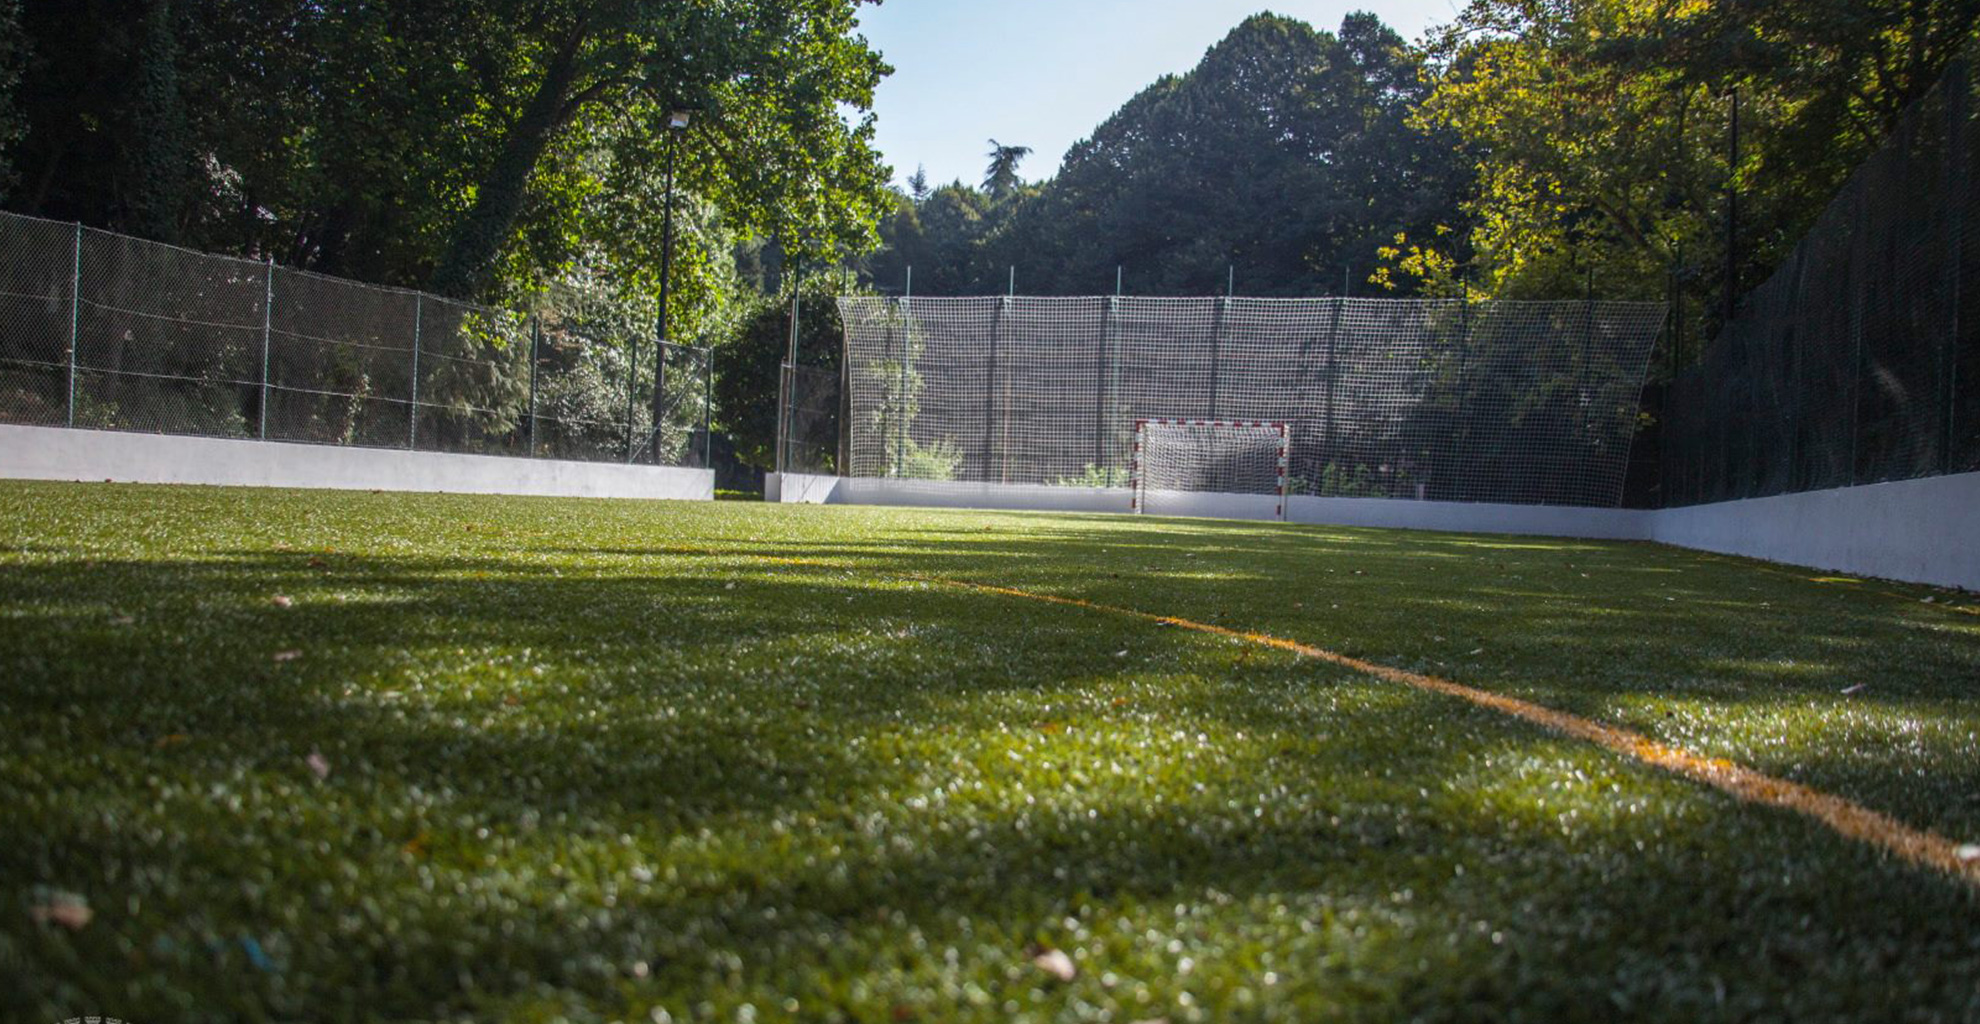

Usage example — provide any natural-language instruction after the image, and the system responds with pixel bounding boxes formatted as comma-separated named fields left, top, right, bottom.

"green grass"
left=1, top=480, right=1976, bottom=1023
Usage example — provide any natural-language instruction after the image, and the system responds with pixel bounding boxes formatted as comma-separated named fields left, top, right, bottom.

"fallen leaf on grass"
left=1840, top=684, right=1867, bottom=695
left=29, top=891, right=91, bottom=930
left=305, top=751, right=331, bottom=779
left=273, top=650, right=302, bottom=663
left=271, top=595, right=293, bottom=608
left=110, top=614, right=136, bottom=626
left=155, top=733, right=189, bottom=749
left=307, top=556, right=327, bottom=569
left=1031, top=946, right=1077, bottom=982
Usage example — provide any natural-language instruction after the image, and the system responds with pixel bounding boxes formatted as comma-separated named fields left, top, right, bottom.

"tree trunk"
left=121, top=0, right=192, bottom=243
left=427, top=32, right=586, bottom=300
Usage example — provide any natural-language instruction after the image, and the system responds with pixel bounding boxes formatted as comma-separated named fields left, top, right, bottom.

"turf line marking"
left=768, top=557, right=1980, bottom=890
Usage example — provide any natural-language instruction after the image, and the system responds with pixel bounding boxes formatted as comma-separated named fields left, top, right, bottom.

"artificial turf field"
left=1, top=481, right=1977, bottom=1023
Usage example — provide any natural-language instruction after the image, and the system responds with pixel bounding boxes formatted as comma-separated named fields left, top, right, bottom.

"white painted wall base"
left=0, top=424, right=713, bottom=502
left=1287, top=494, right=1650, bottom=540
left=765, top=470, right=1980, bottom=589
left=1647, top=471, right=1980, bottom=591
left=765, top=473, right=1642, bottom=538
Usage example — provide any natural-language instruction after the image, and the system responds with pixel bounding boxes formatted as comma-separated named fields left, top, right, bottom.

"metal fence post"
left=702, top=347, right=712, bottom=469
left=1847, top=185, right=1865, bottom=485
left=1323, top=297, right=1341, bottom=466
left=527, top=317, right=541, bottom=456
left=66, top=223, right=81, bottom=427
left=776, top=362, right=789, bottom=476
left=896, top=297, right=911, bottom=478
left=409, top=295, right=422, bottom=450
left=625, top=331, right=640, bottom=462
left=985, top=296, right=1003, bottom=481
left=661, top=340, right=677, bottom=465
left=259, top=258, right=274, bottom=439
left=1095, top=296, right=1114, bottom=472
left=1209, top=295, right=1226, bottom=419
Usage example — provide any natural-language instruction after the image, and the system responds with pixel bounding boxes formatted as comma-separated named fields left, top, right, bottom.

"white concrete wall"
left=766, top=470, right=1979, bottom=589
left=12, top=433, right=1967, bottom=587
left=0, top=424, right=713, bottom=501
left=765, top=471, right=843, bottom=504
left=765, top=473, right=1647, bottom=539
left=1648, top=471, right=1980, bottom=590
left=1287, top=495, right=1651, bottom=540
left=834, top=477, right=1132, bottom=514
left=1144, top=487, right=1283, bottom=522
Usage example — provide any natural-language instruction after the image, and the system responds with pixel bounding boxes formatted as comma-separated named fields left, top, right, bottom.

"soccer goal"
left=1131, top=419, right=1289, bottom=521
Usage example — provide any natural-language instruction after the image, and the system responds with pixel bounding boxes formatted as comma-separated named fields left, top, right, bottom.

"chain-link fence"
left=1663, top=54, right=1979, bottom=505
left=0, top=210, right=709, bottom=467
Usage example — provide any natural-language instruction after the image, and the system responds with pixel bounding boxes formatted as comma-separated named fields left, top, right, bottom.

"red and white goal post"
left=1130, top=419, right=1291, bottom=521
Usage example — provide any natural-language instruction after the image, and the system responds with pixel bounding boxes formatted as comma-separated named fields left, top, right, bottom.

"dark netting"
left=0, top=213, right=79, bottom=426
left=0, top=210, right=709, bottom=469
left=838, top=296, right=1666, bottom=507
left=780, top=363, right=843, bottom=474
left=1665, top=54, right=1975, bottom=504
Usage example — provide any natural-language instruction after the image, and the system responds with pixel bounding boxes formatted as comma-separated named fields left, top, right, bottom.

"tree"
left=414, top=0, right=892, bottom=300
left=981, top=139, right=1032, bottom=200
left=0, top=0, right=23, bottom=201
left=714, top=275, right=843, bottom=469
left=1412, top=0, right=1980, bottom=349
left=6, top=0, right=894, bottom=313
left=906, top=163, right=930, bottom=201
left=123, top=0, right=194, bottom=243
left=892, top=13, right=1464, bottom=298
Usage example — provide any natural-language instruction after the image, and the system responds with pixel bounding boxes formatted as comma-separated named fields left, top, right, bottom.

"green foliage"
left=1413, top=0, right=1980, bottom=362
left=981, top=139, right=1032, bottom=200
left=873, top=13, right=1465, bottom=298
left=895, top=436, right=961, bottom=480
left=715, top=276, right=845, bottom=470
left=1307, top=461, right=1411, bottom=498
left=1052, top=464, right=1130, bottom=488
left=0, top=0, right=23, bottom=201
left=6, top=0, right=892, bottom=318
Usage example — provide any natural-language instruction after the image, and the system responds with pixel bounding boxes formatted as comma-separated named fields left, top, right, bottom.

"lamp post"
left=651, top=108, right=691, bottom=463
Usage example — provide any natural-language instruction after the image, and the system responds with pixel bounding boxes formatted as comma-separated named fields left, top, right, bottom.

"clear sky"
left=851, top=0, right=1463, bottom=191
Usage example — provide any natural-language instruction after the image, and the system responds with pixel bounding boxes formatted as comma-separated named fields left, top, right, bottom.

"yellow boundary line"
left=756, top=554, right=1980, bottom=891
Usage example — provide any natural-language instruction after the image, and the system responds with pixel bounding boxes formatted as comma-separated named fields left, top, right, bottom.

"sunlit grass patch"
left=0, top=481, right=1975, bottom=1022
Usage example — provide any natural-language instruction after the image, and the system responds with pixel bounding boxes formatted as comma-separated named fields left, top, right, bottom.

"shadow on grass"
left=1, top=496, right=1977, bottom=1020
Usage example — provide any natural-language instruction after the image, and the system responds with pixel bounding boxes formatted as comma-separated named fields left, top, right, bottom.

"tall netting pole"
left=259, top=258, right=274, bottom=440
left=1095, top=297, right=1114, bottom=472
left=526, top=317, right=540, bottom=457
left=408, top=295, right=422, bottom=450
left=66, top=222, right=81, bottom=428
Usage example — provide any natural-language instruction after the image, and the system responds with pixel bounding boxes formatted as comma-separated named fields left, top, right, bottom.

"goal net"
left=1133, top=419, right=1289, bottom=520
